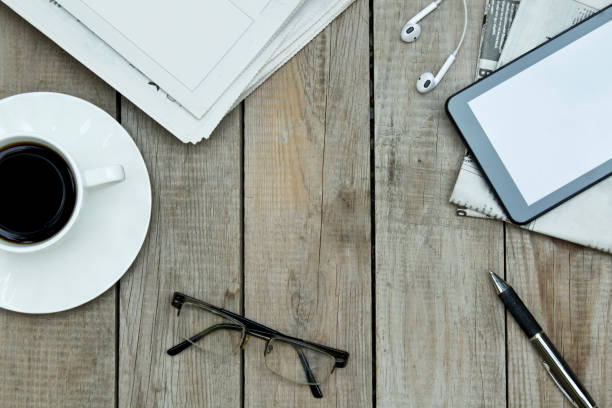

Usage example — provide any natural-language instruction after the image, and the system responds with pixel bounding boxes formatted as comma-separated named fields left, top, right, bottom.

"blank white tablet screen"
left=468, top=21, right=612, bottom=205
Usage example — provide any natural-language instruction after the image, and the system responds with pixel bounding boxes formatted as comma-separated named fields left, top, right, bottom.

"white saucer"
left=0, top=93, right=151, bottom=314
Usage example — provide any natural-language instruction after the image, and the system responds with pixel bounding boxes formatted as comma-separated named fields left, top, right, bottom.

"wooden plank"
left=0, top=4, right=117, bottom=407
left=506, top=228, right=612, bottom=407
left=243, top=1, right=372, bottom=405
left=373, top=0, right=507, bottom=406
left=118, top=102, right=243, bottom=407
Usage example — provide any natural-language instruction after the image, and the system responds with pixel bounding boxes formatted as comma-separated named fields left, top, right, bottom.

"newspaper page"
left=498, top=0, right=610, bottom=66
left=450, top=0, right=612, bottom=253
left=56, top=0, right=307, bottom=119
left=476, top=0, right=521, bottom=80
left=1, top=0, right=355, bottom=143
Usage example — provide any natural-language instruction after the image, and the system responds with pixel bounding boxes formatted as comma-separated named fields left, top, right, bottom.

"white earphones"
left=401, top=0, right=468, bottom=93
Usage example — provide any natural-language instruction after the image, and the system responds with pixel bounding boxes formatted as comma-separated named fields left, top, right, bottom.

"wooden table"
left=0, top=1, right=610, bottom=407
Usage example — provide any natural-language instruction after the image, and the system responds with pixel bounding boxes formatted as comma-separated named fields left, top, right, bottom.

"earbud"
left=416, top=54, right=456, bottom=93
left=401, top=22, right=421, bottom=42
left=416, top=72, right=436, bottom=93
left=400, top=2, right=438, bottom=43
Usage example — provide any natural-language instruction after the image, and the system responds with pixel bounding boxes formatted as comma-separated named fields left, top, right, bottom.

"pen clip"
left=542, top=361, right=578, bottom=408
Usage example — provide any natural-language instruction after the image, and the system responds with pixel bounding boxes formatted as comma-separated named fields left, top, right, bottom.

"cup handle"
left=83, top=165, right=125, bottom=188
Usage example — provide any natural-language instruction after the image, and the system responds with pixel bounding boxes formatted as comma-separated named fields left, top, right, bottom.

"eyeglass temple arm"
left=296, top=348, right=323, bottom=399
left=283, top=335, right=349, bottom=368
left=166, top=323, right=243, bottom=356
left=221, top=309, right=350, bottom=367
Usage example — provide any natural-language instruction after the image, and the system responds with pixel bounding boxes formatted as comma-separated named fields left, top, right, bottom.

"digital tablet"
left=446, top=5, right=612, bottom=224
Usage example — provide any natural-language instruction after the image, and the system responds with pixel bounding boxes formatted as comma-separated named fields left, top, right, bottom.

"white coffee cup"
left=0, top=133, right=125, bottom=253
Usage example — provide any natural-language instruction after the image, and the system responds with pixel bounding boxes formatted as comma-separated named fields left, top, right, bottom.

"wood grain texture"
left=506, top=227, right=612, bottom=407
left=373, top=0, right=506, bottom=406
left=4, top=0, right=612, bottom=406
left=0, top=4, right=117, bottom=407
left=243, top=1, right=372, bottom=406
left=118, top=102, right=242, bottom=407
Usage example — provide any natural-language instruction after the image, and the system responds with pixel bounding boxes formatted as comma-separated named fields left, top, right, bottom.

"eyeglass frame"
left=166, top=292, right=350, bottom=399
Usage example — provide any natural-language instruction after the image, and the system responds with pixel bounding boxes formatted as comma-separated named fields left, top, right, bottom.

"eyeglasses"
left=166, top=292, right=349, bottom=399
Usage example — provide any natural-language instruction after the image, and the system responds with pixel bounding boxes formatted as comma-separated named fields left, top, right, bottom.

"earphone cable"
left=453, top=0, right=468, bottom=56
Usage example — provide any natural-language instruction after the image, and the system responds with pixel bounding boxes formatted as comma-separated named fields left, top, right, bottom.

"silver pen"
left=489, top=271, right=598, bottom=408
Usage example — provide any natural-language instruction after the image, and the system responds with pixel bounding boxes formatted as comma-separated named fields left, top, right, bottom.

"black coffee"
left=0, top=143, right=77, bottom=244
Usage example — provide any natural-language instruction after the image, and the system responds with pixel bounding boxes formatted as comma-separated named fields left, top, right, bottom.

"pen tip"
left=488, top=271, right=508, bottom=294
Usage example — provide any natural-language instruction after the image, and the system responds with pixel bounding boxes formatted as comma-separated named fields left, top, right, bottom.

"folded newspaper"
left=450, top=0, right=612, bottom=253
left=0, top=0, right=355, bottom=144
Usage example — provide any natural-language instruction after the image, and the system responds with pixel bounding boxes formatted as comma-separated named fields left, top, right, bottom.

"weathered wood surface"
left=117, top=103, right=242, bottom=407
left=243, top=1, right=372, bottom=406
left=506, top=229, right=612, bottom=407
left=1, top=0, right=611, bottom=407
left=0, top=4, right=117, bottom=407
left=373, top=0, right=506, bottom=406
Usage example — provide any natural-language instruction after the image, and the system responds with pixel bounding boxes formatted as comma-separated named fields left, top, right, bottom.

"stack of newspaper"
left=0, top=0, right=355, bottom=144
left=450, top=0, right=612, bottom=253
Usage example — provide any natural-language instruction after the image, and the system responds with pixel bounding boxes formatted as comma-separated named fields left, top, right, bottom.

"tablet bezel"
left=446, top=5, right=612, bottom=225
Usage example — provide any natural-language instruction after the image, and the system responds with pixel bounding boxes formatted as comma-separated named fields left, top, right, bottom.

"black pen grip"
left=499, top=287, right=542, bottom=338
